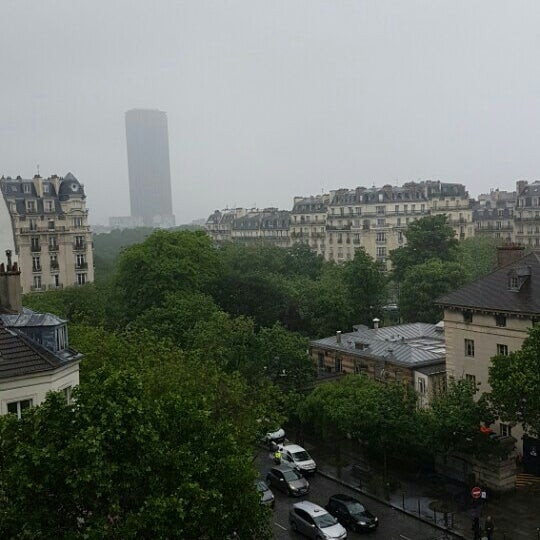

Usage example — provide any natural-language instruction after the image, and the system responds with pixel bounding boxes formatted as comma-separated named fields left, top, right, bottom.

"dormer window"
left=508, top=266, right=531, bottom=291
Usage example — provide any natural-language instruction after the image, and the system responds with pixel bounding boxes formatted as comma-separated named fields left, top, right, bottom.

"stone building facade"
left=438, top=246, right=539, bottom=454
left=0, top=173, right=94, bottom=293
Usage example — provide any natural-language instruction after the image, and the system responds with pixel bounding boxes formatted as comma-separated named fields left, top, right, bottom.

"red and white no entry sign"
left=471, top=486, right=482, bottom=499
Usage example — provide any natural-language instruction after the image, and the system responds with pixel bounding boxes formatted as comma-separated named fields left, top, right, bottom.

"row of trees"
left=299, top=376, right=498, bottom=475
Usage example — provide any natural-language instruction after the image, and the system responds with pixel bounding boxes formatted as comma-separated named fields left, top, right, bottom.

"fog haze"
left=2, top=1, right=540, bottom=224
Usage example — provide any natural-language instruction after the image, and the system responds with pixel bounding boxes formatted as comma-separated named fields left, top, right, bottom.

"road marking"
left=399, top=535, right=413, bottom=540
left=274, top=522, right=287, bottom=531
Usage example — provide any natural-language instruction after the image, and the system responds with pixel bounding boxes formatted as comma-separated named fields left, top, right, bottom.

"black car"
left=326, top=494, right=378, bottom=532
left=265, top=465, right=309, bottom=497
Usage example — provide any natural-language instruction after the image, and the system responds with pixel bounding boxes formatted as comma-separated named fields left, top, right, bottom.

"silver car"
left=289, top=501, right=347, bottom=539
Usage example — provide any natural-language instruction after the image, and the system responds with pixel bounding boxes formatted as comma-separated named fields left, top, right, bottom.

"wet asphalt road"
left=256, top=452, right=458, bottom=540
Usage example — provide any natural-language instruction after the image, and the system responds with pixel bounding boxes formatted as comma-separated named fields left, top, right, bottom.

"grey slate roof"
left=0, top=324, right=80, bottom=379
left=437, top=252, right=540, bottom=315
left=311, top=322, right=445, bottom=368
left=0, top=310, right=66, bottom=328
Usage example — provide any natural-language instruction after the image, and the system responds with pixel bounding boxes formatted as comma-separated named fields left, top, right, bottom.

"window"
left=49, top=235, right=58, bottom=250
left=74, top=236, right=85, bottom=249
left=463, top=311, right=473, bottom=323
left=497, top=344, right=508, bottom=356
left=26, top=200, right=36, bottom=212
left=47, top=220, right=55, bottom=230
left=464, top=339, right=475, bottom=357
left=73, top=217, right=83, bottom=228
left=50, top=254, right=58, bottom=269
left=376, top=247, right=386, bottom=257
left=76, top=273, right=87, bottom=286
left=500, top=424, right=512, bottom=437
left=509, top=275, right=519, bottom=290
left=43, top=183, right=50, bottom=193
left=334, top=357, right=342, bottom=373
left=7, top=399, right=33, bottom=418
left=23, top=183, right=31, bottom=193
left=376, top=206, right=385, bottom=215
left=29, top=219, right=37, bottom=231
left=62, top=386, right=73, bottom=404
left=317, top=353, right=325, bottom=369
left=33, top=275, right=42, bottom=290
left=76, top=253, right=86, bottom=267
left=30, top=237, right=40, bottom=251
left=32, top=256, right=41, bottom=271
left=53, top=274, right=60, bottom=287
left=376, top=232, right=386, bottom=242
left=45, top=200, right=54, bottom=212
left=377, top=218, right=385, bottom=226
left=465, top=373, right=476, bottom=389
left=418, top=378, right=426, bottom=395
left=495, top=314, right=507, bottom=327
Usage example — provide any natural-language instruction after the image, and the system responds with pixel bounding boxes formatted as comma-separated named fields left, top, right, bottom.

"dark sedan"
left=326, top=494, right=378, bottom=532
left=266, top=465, right=309, bottom=497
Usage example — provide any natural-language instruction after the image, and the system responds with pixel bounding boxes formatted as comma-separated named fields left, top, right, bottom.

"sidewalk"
left=299, top=438, right=540, bottom=539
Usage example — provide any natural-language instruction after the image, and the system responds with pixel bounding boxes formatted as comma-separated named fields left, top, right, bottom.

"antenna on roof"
left=36, top=164, right=40, bottom=176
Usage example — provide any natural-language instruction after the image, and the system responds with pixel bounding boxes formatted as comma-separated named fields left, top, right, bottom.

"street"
left=256, top=452, right=456, bottom=540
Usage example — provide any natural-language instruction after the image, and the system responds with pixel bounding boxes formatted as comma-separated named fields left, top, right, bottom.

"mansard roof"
left=0, top=323, right=80, bottom=379
left=437, top=252, right=540, bottom=316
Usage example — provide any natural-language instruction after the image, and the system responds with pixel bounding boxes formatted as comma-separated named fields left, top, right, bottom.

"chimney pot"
left=373, top=318, right=380, bottom=329
left=336, top=331, right=342, bottom=344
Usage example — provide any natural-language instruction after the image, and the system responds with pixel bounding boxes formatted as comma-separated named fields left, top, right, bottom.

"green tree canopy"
left=390, top=215, right=458, bottom=282
left=422, top=379, right=497, bottom=457
left=399, top=259, right=468, bottom=323
left=489, top=325, right=540, bottom=438
left=342, top=248, right=387, bottom=326
left=115, top=230, right=221, bottom=318
left=0, top=363, right=272, bottom=539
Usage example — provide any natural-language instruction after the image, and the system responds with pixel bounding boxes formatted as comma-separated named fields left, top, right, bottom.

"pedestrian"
left=472, top=516, right=482, bottom=540
left=484, top=515, right=494, bottom=540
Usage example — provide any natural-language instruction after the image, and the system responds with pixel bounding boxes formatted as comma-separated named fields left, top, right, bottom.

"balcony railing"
left=73, top=242, right=86, bottom=250
left=50, top=261, right=59, bottom=270
left=48, top=244, right=59, bottom=252
left=75, top=262, right=88, bottom=269
left=30, top=285, right=43, bottom=292
left=30, top=245, right=41, bottom=252
left=32, top=265, right=42, bottom=272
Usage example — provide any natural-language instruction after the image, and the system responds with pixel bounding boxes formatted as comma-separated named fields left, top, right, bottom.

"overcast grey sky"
left=2, top=1, right=540, bottom=225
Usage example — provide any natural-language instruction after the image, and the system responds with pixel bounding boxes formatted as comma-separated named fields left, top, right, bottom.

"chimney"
left=373, top=318, right=380, bottom=329
left=0, top=250, right=22, bottom=313
left=336, top=331, right=342, bottom=344
left=516, top=180, right=527, bottom=196
left=497, top=243, right=525, bottom=268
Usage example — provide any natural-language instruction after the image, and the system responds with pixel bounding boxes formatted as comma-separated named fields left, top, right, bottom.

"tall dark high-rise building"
left=125, top=109, right=175, bottom=227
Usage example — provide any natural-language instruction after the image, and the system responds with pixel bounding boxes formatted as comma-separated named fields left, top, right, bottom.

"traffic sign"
left=471, top=486, right=482, bottom=499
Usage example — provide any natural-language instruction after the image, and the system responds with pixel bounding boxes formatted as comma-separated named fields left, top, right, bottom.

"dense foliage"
left=390, top=216, right=500, bottom=322
left=12, top=227, right=503, bottom=536
left=488, top=325, right=540, bottom=438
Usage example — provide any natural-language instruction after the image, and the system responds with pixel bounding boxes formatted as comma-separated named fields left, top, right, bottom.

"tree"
left=254, top=323, right=314, bottom=393
left=299, top=376, right=420, bottom=478
left=399, top=259, right=468, bottom=323
left=0, top=364, right=272, bottom=539
left=128, top=291, right=221, bottom=348
left=489, top=325, right=540, bottom=438
left=115, top=230, right=221, bottom=318
left=342, top=248, right=387, bottom=326
left=423, top=379, right=498, bottom=457
left=390, top=215, right=458, bottom=282
left=456, top=236, right=500, bottom=281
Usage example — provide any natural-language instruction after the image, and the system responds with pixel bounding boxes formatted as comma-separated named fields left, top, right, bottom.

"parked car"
left=262, top=427, right=286, bottom=446
left=256, top=480, right=275, bottom=507
left=289, top=500, right=347, bottom=540
left=325, top=494, right=378, bottom=533
left=278, top=443, right=317, bottom=475
left=265, top=465, right=309, bottom=497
